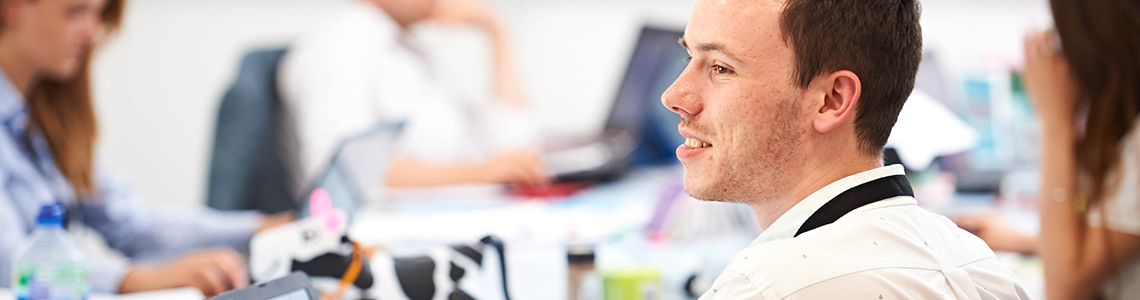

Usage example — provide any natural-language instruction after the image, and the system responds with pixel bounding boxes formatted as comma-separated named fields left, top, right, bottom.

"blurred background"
left=80, top=0, right=1056, bottom=299
left=91, top=0, right=1050, bottom=209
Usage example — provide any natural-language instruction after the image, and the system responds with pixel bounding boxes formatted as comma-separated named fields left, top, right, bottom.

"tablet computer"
left=207, top=272, right=320, bottom=300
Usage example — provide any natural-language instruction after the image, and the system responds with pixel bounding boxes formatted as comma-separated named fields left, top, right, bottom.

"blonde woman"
left=0, top=0, right=288, bottom=296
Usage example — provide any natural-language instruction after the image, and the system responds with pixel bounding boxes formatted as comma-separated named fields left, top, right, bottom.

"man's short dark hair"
left=780, top=0, right=923, bottom=156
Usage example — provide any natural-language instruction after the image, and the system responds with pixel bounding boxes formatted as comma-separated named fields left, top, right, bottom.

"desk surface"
left=0, top=287, right=204, bottom=300
left=350, top=166, right=689, bottom=300
left=351, top=165, right=685, bottom=248
left=349, top=166, right=757, bottom=300
left=347, top=166, right=1045, bottom=300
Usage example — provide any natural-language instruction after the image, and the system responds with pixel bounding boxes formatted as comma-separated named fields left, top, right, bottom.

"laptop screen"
left=297, top=122, right=404, bottom=222
left=603, top=26, right=689, bottom=166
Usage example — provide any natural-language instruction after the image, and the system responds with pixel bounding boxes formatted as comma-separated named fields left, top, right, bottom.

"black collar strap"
left=794, top=174, right=913, bottom=237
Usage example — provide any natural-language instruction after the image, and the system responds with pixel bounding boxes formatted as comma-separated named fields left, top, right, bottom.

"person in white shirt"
left=278, top=0, right=548, bottom=189
left=660, top=0, right=1028, bottom=299
left=954, top=0, right=1140, bottom=299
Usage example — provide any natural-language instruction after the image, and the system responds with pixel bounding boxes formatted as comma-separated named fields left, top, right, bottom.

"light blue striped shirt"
left=0, top=70, right=261, bottom=293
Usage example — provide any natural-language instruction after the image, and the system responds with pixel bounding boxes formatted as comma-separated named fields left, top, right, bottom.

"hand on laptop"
left=119, top=247, right=250, bottom=297
left=479, top=150, right=550, bottom=187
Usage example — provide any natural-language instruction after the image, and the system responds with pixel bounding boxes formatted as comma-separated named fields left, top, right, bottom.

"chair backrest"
left=206, top=48, right=300, bottom=213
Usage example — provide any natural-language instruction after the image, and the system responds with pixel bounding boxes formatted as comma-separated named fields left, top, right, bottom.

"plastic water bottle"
left=10, top=203, right=89, bottom=300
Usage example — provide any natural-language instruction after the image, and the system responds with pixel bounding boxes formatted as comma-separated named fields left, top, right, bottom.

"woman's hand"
left=119, top=247, right=250, bottom=297
left=1023, top=29, right=1080, bottom=132
left=479, top=150, right=550, bottom=187
left=955, top=214, right=1038, bottom=255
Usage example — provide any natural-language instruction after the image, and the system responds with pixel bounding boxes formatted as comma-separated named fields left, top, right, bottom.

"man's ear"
left=810, top=70, right=861, bottom=134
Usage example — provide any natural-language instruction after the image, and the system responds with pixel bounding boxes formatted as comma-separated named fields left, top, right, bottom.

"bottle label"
left=13, top=262, right=89, bottom=300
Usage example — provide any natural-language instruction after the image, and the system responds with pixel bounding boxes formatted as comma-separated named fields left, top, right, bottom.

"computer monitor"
left=602, top=26, right=688, bottom=166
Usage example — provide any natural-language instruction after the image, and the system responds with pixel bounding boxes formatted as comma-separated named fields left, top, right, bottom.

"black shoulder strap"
left=794, top=175, right=913, bottom=237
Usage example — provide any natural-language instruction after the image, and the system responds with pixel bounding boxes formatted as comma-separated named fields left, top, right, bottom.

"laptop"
left=207, top=272, right=320, bottom=300
left=546, top=26, right=688, bottom=182
left=296, top=122, right=405, bottom=222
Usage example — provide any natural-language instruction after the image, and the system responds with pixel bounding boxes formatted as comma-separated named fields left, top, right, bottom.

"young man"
left=662, top=0, right=1028, bottom=298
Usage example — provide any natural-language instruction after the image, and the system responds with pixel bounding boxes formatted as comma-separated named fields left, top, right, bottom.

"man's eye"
left=683, top=56, right=693, bottom=62
left=713, top=65, right=732, bottom=74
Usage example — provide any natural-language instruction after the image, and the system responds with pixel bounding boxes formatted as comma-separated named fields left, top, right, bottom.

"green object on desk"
left=603, top=267, right=662, bottom=300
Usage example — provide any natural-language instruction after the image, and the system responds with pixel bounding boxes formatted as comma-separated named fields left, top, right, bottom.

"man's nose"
left=662, top=67, right=702, bottom=118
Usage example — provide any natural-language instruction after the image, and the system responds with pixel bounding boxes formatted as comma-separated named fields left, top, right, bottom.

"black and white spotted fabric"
left=353, top=236, right=510, bottom=300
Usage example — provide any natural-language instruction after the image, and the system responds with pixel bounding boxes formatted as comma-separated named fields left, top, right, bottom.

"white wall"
left=90, top=0, right=1051, bottom=208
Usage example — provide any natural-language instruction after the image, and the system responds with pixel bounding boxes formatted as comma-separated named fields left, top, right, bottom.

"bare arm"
left=384, top=158, right=484, bottom=187
left=1025, top=30, right=1140, bottom=300
left=430, top=0, right=527, bottom=106
left=1035, top=115, right=1140, bottom=300
left=385, top=151, right=548, bottom=188
left=486, top=22, right=526, bottom=106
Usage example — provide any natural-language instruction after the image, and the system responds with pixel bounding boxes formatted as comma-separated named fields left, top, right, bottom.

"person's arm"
left=385, top=150, right=549, bottom=188
left=954, top=214, right=1038, bottom=255
left=1025, top=30, right=1140, bottom=300
left=118, top=247, right=248, bottom=296
left=486, top=20, right=525, bottom=106
left=430, top=0, right=527, bottom=106
left=83, top=166, right=262, bottom=257
left=82, top=166, right=286, bottom=296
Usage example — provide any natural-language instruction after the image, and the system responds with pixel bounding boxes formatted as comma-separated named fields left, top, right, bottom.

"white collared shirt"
left=700, top=165, right=1029, bottom=300
left=278, top=1, right=539, bottom=184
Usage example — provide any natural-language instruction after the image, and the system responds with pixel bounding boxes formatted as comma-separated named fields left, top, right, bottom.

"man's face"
left=662, top=0, right=808, bottom=203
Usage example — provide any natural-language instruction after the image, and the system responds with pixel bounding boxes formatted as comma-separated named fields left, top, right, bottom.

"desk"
left=0, top=287, right=203, bottom=300
left=350, top=166, right=755, bottom=300
left=348, top=166, right=1047, bottom=300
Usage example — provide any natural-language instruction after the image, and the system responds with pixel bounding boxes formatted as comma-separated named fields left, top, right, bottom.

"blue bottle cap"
left=36, top=203, right=64, bottom=227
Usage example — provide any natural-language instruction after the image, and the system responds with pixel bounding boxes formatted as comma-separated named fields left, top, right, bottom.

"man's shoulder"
left=724, top=204, right=1003, bottom=299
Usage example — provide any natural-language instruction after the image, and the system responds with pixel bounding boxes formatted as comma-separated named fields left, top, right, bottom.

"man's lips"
left=683, top=137, right=711, bottom=148
left=677, top=127, right=713, bottom=161
left=678, top=127, right=712, bottom=148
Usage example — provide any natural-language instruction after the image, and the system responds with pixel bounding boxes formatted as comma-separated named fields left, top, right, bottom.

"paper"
left=887, top=89, right=979, bottom=170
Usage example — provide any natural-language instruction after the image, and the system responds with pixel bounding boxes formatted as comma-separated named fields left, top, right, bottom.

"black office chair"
left=205, top=48, right=299, bottom=213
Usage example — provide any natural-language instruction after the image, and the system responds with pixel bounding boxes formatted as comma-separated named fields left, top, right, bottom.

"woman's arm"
left=953, top=214, right=1038, bottom=255
left=429, top=0, right=527, bottom=106
left=1035, top=119, right=1140, bottom=300
left=486, top=21, right=526, bottom=106
left=1025, top=30, right=1140, bottom=300
left=83, top=167, right=262, bottom=257
left=385, top=150, right=549, bottom=188
left=83, top=166, right=291, bottom=295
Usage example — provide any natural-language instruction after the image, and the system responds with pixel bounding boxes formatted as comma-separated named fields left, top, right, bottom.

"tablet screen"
left=267, top=289, right=312, bottom=300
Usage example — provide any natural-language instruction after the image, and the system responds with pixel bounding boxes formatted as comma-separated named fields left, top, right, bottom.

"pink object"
left=309, top=188, right=339, bottom=232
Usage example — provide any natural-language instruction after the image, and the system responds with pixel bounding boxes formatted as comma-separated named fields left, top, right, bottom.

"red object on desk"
left=509, top=182, right=592, bottom=199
